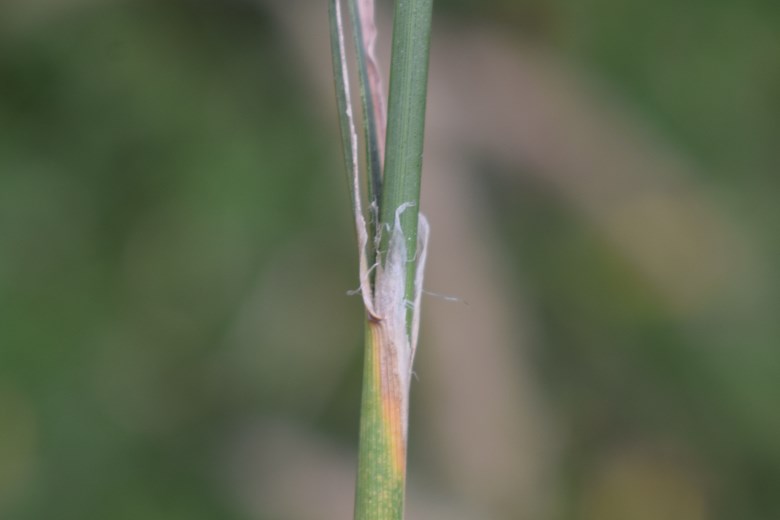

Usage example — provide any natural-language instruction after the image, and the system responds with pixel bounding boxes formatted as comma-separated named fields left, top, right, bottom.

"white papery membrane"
left=371, top=206, right=429, bottom=433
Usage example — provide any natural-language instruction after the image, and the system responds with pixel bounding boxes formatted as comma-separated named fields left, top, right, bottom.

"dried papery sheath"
left=361, top=212, right=428, bottom=493
left=371, top=204, right=428, bottom=437
left=411, top=214, right=429, bottom=365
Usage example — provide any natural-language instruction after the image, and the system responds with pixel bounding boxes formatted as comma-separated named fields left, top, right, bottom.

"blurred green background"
left=1, top=0, right=779, bottom=519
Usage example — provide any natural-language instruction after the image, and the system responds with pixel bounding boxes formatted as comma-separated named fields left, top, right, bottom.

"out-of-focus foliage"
left=1, top=2, right=350, bottom=519
left=1, top=1, right=778, bottom=519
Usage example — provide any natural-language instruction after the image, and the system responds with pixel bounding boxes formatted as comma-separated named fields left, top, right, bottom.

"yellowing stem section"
left=354, top=318, right=408, bottom=520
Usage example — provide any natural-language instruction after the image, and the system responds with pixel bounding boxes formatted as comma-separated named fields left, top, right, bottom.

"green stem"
left=354, top=320, right=406, bottom=520
left=380, top=0, right=434, bottom=306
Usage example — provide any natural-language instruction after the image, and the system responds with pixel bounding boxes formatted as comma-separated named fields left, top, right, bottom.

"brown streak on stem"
left=368, top=320, right=407, bottom=478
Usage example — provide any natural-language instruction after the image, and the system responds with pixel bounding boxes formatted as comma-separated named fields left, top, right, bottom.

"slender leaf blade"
left=380, top=0, right=434, bottom=320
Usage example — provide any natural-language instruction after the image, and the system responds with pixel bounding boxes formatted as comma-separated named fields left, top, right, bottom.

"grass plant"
left=329, top=0, right=434, bottom=518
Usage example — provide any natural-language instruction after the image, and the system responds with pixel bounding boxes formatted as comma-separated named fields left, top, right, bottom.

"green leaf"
left=380, top=0, right=434, bottom=323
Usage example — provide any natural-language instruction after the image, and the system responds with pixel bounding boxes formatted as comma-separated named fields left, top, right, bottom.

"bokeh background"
left=1, top=0, right=779, bottom=519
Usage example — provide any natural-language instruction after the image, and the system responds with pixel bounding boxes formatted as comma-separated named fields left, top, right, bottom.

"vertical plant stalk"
left=329, top=0, right=434, bottom=519
left=380, top=0, right=434, bottom=332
